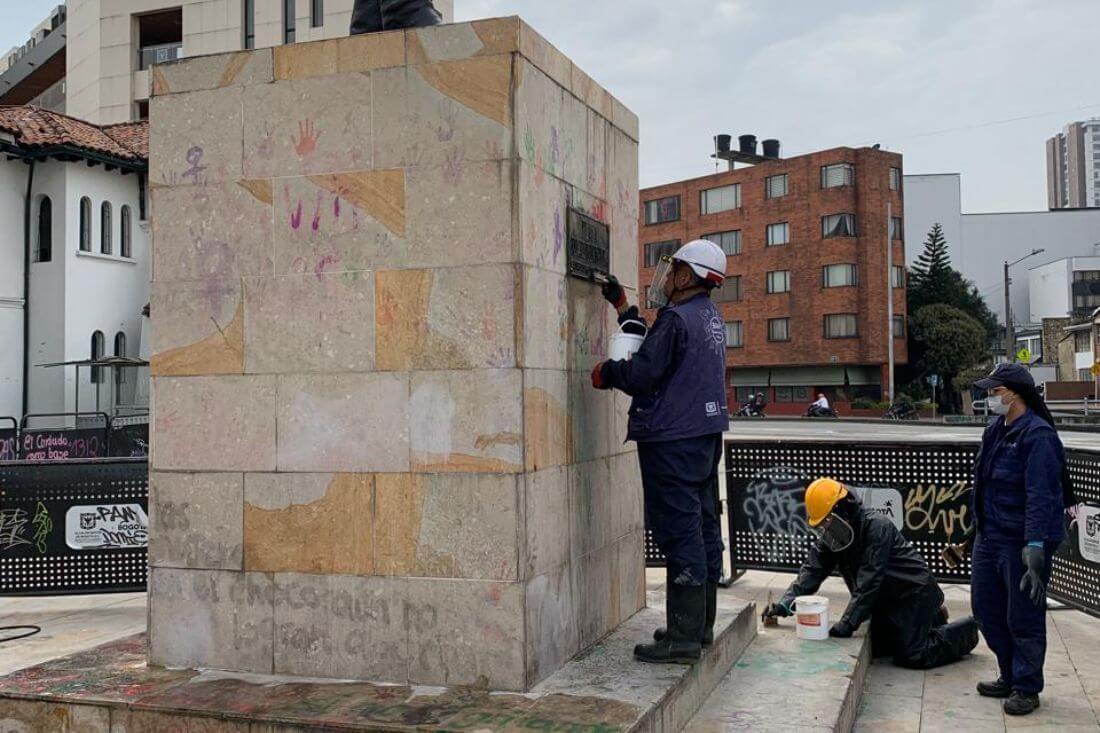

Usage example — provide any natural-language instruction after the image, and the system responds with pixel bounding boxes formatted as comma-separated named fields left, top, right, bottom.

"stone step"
left=683, top=621, right=871, bottom=732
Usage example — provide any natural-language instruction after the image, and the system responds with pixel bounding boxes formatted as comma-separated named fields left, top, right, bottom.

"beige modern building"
left=1, top=0, right=455, bottom=125
left=1047, top=118, right=1100, bottom=210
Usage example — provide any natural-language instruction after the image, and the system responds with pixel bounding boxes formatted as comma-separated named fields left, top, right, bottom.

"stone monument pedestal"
left=147, top=17, right=642, bottom=691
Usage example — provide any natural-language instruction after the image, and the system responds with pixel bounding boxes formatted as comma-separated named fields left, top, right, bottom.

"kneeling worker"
left=762, top=478, right=980, bottom=669
left=592, top=240, right=730, bottom=665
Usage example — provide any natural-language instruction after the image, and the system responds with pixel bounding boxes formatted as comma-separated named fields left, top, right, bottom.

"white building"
left=904, top=173, right=1100, bottom=327
left=1, top=0, right=455, bottom=125
left=0, top=106, right=149, bottom=422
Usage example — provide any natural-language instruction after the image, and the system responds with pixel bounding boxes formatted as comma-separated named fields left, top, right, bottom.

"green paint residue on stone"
left=734, top=639, right=854, bottom=678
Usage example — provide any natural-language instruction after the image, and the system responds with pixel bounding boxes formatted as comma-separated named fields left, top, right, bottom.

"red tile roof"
left=0, top=105, right=147, bottom=162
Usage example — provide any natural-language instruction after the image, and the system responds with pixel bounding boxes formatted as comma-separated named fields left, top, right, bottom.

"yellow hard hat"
left=805, top=478, right=849, bottom=527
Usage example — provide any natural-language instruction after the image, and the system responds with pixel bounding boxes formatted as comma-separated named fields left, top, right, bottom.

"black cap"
left=974, top=363, right=1035, bottom=391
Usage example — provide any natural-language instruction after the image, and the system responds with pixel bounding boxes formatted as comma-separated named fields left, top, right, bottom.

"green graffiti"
left=523, top=126, right=536, bottom=161
left=32, top=502, right=52, bottom=554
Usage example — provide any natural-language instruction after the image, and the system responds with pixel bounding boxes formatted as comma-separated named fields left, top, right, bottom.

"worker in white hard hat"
left=593, top=239, right=730, bottom=665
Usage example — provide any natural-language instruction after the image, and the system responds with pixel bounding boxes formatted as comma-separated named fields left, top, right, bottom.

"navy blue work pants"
left=970, top=534, right=1055, bottom=694
left=637, top=434, right=724, bottom=587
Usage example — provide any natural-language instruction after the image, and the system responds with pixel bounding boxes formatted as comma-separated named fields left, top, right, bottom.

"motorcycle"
left=737, top=402, right=766, bottom=418
left=805, top=404, right=838, bottom=419
left=885, top=403, right=918, bottom=420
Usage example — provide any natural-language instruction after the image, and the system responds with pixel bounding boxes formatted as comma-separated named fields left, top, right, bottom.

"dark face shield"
left=813, top=513, right=854, bottom=553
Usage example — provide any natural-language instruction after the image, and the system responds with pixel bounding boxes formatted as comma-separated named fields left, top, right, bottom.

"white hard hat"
left=672, top=239, right=726, bottom=285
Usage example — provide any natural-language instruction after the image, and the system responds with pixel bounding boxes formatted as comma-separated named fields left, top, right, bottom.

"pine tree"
left=909, top=223, right=951, bottom=289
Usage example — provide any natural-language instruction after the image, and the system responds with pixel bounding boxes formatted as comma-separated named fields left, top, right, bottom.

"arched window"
left=100, top=202, right=113, bottom=254
left=120, top=205, right=132, bottom=258
left=114, top=331, right=127, bottom=386
left=36, top=196, right=52, bottom=262
left=79, top=197, right=92, bottom=251
left=91, top=331, right=105, bottom=384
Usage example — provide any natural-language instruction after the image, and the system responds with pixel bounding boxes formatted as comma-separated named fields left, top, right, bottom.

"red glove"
left=591, top=362, right=608, bottom=389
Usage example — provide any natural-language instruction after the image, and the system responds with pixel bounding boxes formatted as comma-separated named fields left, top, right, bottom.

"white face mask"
left=988, top=394, right=1011, bottom=415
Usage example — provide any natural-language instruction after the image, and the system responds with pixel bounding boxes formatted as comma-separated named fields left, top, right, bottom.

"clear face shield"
left=647, top=256, right=675, bottom=309
left=812, top=513, right=855, bottom=553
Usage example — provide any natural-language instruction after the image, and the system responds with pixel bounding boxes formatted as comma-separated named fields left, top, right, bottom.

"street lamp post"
left=1003, top=248, right=1046, bottom=361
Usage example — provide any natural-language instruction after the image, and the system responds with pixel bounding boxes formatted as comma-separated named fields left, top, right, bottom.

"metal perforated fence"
left=0, top=459, right=148, bottom=596
left=1053, top=450, right=1100, bottom=617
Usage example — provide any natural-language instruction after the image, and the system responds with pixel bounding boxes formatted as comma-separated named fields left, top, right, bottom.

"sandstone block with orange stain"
left=336, top=30, right=406, bottom=73
left=523, top=370, right=569, bottom=472
left=406, top=18, right=520, bottom=65
left=274, top=41, right=338, bottom=80
left=151, top=48, right=273, bottom=96
left=309, top=170, right=406, bottom=238
left=151, top=280, right=244, bottom=377
left=373, top=473, right=424, bottom=576
left=243, top=473, right=374, bottom=575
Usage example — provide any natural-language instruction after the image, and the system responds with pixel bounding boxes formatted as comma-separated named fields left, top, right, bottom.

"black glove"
left=829, top=620, right=855, bottom=638
left=601, top=275, right=626, bottom=308
left=1020, top=545, right=1046, bottom=606
left=761, top=602, right=792, bottom=622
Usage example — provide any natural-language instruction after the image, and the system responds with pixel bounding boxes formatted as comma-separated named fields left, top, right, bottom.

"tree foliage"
left=909, top=304, right=989, bottom=412
left=908, top=223, right=998, bottom=340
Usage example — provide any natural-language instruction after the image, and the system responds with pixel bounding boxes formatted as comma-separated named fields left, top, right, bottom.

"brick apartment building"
left=638, top=146, right=908, bottom=414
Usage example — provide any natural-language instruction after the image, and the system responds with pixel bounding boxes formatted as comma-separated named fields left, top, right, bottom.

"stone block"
left=523, top=466, right=570, bottom=577
left=372, top=58, right=512, bottom=170
left=565, top=276, right=609, bottom=373
left=151, top=181, right=274, bottom=284
left=149, top=472, right=243, bottom=571
left=244, top=271, right=376, bottom=374
left=243, top=473, right=373, bottom=575
left=525, top=563, right=579, bottom=686
left=152, top=376, right=276, bottom=472
left=560, top=89, right=588, bottom=192
left=148, top=568, right=274, bottom=672
left=609, top=452, right=644, bottom=538
left=616, top=532, right=646, bottom=625
left=273, top=40, right=337, bottom=80
left=151, top=48, right=273, bottom=96
left=112, top=710, right=249, bottom=732
left=150, top=279, right=244, bottom=377
left=611, top=95, right=640, bottom=143
left=610, top=376, right=636, bottom=449
left=150, top=86, right=243, bottom=188
left=520, top=267, right=568, bottom=370
left=517, top=20, right=573, bottom=91
left=610, top=204, right=640, bottom=291
left=0, top=698, right=110, bottom=732
left=523, top=369, right=569, bottom=472
left=272, top=171, right=406, bottom=276
left=336, top=30, right=406, bottom=73
left=409, top=370, right=522, bottom=473
left=568, top=372, right=613, bottom=465
left=515, top=60, right=562, bottom=177
left=570, top=458, right=614, bottom=560
left=517, top=162, right=569, bottom=274
left=586, top=109, right=609, bottom=200
left=375, top=473, right=520, bottom=580
left=573, top=542, right=619, bottom=649
left=242, top=73, right=372, bottom=179
left=405, top=18, right=519, bottom=64
left=608, top=128, right=640, bottom=223
left=273, top=573, right=406, bottom=680
left=406, top=577, right=524, bottom=689
left=375, top=265, right=516, bottom=372
left=276, top=373, right=410, bottom=473
left=570, top=65, right=612, bottom=121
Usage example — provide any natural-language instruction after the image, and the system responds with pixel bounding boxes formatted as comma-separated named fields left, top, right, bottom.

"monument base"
left=0, top=597, right=755, bottom=733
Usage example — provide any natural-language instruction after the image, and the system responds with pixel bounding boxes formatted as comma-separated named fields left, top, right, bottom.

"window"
left=768, top=318, right=790, bottom=342
left=766, top=270, right=791, bottom=294
left=79, top=197, right=92, bottom=251
left=91, top=331, right=105, bottom=384
left=311, top=0, right=324, bottom=27
left=1074, top=294, right=1100, bottom=312
left=644, top=240, right=680, bottom=268
left=713, top=275, right=742, bottom=303
left=890, top=216, right=903, bottom=240
left=1075, top=330, right=1091, bottom=353
left=284, top=0, right=296, bottom=43
left=893, top=316, right=906, bottom=339
left=100, top=202, right=112, bottom=254
left=724, top=321, right=743, bottom=348
left=823, top=264, right=858, bottom=288
left=700, top=184, right=741, bottom=215
left=765, top=174, right=788, bottom=199
left=889, top=167, right=901, bottom=191
left=703, top=230, right=741, bottom=256
left=644, top=196, right=680, bottom=224
left=766, top=222, right=789, bottom=246
left=120, top=205, right=132, bottom=258
left=821, top=163, right=855, bottom=188
left=36, top=196, right=52, bottom=262
left=823, top=213, right=857, bottom=238
left=243, top=0, right=255, bottom=48
left=825, top=314, right=858, bottom=338
left=1074, top=270, right=1100, bottom=282
left=891, top=265, right=905, bottom=288
left=114, top=332, right=127, bottom=386
left=775, top=386, right=811, bottom=403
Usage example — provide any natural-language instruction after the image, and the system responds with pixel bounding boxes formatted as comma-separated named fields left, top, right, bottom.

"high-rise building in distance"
left=1047, top=118, right=1100, bottom=209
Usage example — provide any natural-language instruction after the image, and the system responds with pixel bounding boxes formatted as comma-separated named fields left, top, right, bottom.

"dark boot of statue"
left=653, top=582, right=717, bottom=647
left=635, top=583, right=705, bottom=664
left=350, top=0, right=441, bottom=35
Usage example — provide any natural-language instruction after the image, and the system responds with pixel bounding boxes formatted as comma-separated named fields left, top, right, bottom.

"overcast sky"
left=5, top=0, right=1098, bottom=212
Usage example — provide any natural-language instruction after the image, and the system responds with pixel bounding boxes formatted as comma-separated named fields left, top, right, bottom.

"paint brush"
left=763, top=591, right=778, bottom=627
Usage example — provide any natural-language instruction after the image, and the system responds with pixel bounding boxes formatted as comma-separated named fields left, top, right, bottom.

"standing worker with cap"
left=965, top=363, right=1072, bottom=716
left=591, top=240, right=730, bottom=664
left=761, top=478, right=980, bottom=669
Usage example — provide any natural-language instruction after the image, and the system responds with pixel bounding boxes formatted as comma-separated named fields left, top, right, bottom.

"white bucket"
left=794, top=595, right=830, bottom=641
left=608, top=332, right=644, bottom=361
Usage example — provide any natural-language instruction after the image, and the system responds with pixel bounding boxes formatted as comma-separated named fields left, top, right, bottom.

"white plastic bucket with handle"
left=794, top=595, right=830, bottom=641
left=608, top=328, right=645, bottom=361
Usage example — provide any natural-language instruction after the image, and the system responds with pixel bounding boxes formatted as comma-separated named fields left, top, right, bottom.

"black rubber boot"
left=1004, top=692, right=1040, bottom=715
left=653, top=582, right=717, bottom=647
left=976, top=677, right=1013, bottom=698
left=635, top=583, right=705, bottom=664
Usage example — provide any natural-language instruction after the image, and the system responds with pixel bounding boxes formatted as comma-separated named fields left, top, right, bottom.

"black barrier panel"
left=725, top=441, right=978, bottom=583
left=0, top=428, right=15, bottom=463
left=0, top=459, right=147, bottom=596
left=109, top=422, right=149, bottom=458
left=1051, top=450, right=1100, bottom=620
left=19, top=428, right=108, bottom=461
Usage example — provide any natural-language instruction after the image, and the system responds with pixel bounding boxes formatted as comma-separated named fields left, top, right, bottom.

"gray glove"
left=1020, top=545, right=1046, bottom=606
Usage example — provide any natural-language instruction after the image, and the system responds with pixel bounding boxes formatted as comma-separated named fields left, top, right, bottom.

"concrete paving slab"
left=854, top=692, right=922, bottom=732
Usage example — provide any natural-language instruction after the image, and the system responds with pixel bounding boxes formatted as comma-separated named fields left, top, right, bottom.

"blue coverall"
left=970, top=409, right=1066, bottom=695
left=599, top=295, right=729, bottom=587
